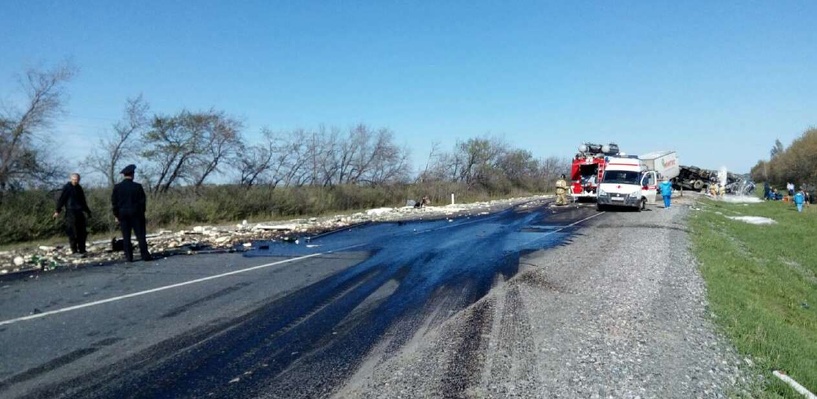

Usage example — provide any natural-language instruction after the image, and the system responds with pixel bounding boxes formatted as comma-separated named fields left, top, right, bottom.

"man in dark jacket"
left=53, top=173, right=92, bottom=255
left=111, top=164, right=151, bottom=262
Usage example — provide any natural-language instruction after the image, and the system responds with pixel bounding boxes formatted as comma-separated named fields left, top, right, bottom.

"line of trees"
left=0, top=63, right=572, bottom=244
left=9, top=63, right=815, bottom=204
left=750, top=128, right=817, bottom=189
left=2, top=64, right=570, bottom=199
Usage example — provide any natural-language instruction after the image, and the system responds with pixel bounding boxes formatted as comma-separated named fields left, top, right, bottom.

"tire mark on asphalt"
left=15, top=261, right=384, bottom=399
left=0, top=338, right=122, bottom=393
left=439, top=298, right=494, bottom=399
left=491, top=284, right=540, bottom=395
left=517, top=269, right=568, bottom=293
left=160, top=282, right=252, bottom=318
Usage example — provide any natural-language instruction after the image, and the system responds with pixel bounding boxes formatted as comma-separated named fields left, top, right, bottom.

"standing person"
left=53, top=173, right=92, bottom=255
left=787, top=182, right=795, bottom=197
left=659, top=176, right=673, bottom=209
left=793, top=189, right=805, bottom=213
left=111, top=164, right=152, bottom=262
left=555, top=174, right=568, bottom=205
left=763, top=182, right=771, bottom=200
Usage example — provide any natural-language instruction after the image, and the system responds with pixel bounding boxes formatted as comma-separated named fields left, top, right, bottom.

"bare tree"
left=238, top=128, right=308, bottom=189
left=497, top=149, right=538, bottom=189
left=188, top=110, right=243, bottom=188
left=417, top=141, right=442, bottom=182
left=346, top=126, right=378, bottom=184
left=539, top=156, right=570, bottom=191
left=314, top=126, right=342, bottom=186
left=277, top=129, right=312, bottom=187
left=141, top=113, right=196, bottom=194
left=237, top=143, right=270, bottom=188
left=303, top=124, right=412, bottom=186
left=454, top=137, right=507, bottom=189
left=237, top=130, right=275, bottom=188
left=359, top=128, right=412, bottom=185
left=243, top=124, right=413, bottom=188
left=0, top=62, right=76, bottom=191
left=84, top=95, right=149, bottom=186
left=141, top=109, right=242, bottom=193
left=417, top=144, right=461, bottom=183
left=333, top=124, right=366, bottom=185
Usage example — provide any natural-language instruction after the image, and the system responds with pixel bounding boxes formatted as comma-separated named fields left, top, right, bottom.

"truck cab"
left=596, top=157, right=658, bottom=211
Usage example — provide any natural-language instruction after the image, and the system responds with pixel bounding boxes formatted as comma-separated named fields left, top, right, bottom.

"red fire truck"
left=570, top=142, right=621, bottom=201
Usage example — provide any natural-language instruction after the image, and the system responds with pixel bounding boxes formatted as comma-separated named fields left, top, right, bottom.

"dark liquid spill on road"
left=68, top=204, right=595, bottom=399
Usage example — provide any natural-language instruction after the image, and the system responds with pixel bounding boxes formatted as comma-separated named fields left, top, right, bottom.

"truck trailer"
left=638, top=151, right=680, bottom=181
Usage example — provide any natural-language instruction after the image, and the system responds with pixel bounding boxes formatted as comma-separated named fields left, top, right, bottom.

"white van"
left=596, top=156, right=658, bottom=211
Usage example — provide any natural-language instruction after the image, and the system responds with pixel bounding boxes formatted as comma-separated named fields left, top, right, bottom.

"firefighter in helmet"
left=555, top=174, right=568, bottom=205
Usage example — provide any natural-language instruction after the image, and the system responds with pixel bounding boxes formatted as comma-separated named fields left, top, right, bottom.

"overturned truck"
left=675, top=165, right=755, bottom=195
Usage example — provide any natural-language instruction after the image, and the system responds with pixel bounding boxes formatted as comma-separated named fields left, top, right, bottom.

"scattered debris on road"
left=0, top=196, right=548, bottom=276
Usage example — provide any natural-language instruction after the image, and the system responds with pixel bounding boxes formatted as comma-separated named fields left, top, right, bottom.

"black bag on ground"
left=111, top=237, right=124, bottom=252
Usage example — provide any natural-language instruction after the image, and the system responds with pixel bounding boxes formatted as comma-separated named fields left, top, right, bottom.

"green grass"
left=689, top=198, right=817, bottom=398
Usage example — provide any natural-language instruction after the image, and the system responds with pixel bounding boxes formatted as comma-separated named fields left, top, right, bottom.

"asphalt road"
left=0, top=199, right=603, bottom=398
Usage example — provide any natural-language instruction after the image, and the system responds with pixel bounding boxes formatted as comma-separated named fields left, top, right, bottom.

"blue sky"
left=2, top=0, right=815, bottom=179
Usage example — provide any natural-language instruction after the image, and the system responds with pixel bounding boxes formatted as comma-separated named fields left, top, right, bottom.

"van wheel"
left=597, top=204, right=606, bottom=212
left=638, top=198, right=646, bottom=211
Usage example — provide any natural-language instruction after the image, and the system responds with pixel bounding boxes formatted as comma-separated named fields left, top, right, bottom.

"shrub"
left=0, top=182, right=543, bottom=246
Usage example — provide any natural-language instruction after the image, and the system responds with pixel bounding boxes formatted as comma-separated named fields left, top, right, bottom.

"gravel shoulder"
left=335, top=195, right=752, bottom=398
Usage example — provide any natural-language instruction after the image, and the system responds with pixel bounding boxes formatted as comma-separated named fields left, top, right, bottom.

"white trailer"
left=638, top=151, right=680, bottom=181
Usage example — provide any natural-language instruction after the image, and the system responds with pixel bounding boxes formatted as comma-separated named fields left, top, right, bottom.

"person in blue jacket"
left=659, top=176, right=673, bottom=209
left=793, top=189, right=805, bottom=213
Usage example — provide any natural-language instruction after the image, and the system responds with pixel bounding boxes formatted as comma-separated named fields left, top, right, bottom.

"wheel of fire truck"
left=692, top=180, right=704, bottom=190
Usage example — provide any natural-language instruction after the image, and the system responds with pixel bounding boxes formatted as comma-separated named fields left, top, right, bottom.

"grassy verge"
left=0, top=184, right=544, bottom=249
left=689, top=198, right=817, bottom=398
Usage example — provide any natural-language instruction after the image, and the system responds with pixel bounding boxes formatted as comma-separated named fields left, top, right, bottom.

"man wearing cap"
left=111, top=164, right=152, bottom=262
left=53, top=172, right=92, bottom=256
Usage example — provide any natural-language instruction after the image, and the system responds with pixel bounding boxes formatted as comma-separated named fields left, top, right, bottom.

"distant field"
left=689, top=197, right=816, bottom=398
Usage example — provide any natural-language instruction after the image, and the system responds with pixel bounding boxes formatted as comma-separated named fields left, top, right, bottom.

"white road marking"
left=564, top=211, right=605, bottom=228
left=0, top=246, right=363, bottom=327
